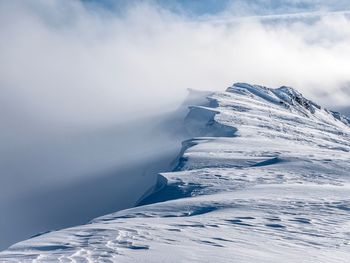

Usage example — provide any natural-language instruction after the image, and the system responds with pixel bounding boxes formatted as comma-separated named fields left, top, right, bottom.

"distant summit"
left=228, top=82, right=350, bottom=126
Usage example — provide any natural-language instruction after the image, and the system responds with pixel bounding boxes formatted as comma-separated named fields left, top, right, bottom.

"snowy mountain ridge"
left=229, top=83, right=350, bottom=125
left=1, top=83, right=350, bottom=262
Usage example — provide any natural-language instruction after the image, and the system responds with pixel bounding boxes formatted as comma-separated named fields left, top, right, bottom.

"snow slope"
left=1, top=83, right=350, bottom=262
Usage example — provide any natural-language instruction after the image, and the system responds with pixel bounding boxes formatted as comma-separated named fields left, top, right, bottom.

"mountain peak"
left=227, top=82, right=349, bottom=126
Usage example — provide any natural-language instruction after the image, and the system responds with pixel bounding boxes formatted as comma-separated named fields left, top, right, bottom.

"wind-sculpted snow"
left=1, top=83, right=350, bottom=262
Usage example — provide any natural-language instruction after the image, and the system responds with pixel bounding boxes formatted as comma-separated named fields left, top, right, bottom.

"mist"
left=2, top=1, right=350, bottom=127
left=1, top=0, right=350, bottom=250
left=2, top=1, right=350, bottom=128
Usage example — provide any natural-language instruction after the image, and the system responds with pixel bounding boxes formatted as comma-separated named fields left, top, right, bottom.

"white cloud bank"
left=1, top=0, right=350, bottom=130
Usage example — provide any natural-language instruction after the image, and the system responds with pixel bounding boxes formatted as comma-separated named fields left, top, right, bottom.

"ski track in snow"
left=1, top=83, right=350, bottom=262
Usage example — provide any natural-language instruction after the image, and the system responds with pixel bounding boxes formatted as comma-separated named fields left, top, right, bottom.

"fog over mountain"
left=0, top=0, right=350, bottom=251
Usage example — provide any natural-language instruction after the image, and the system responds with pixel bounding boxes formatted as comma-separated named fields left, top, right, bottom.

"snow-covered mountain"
left=1, top=83, right=350, bottom=262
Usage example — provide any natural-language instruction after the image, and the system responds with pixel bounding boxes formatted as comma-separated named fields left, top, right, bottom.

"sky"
left=83, top=0, right=350, bottom=16
left=1, top=0, right=350, bottom=250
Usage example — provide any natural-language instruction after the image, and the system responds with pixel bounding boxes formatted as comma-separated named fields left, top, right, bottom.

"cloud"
left=1, top=1, right=350, bottom=132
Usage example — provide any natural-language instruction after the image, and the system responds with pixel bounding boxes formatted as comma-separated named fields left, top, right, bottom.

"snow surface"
left=1, top=83, right=350, bottom=262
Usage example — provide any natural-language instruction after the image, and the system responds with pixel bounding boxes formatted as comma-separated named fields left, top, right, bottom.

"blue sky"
left=82, top=0, right=350, bottom=17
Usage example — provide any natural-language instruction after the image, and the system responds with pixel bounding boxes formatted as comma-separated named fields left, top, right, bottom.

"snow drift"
left=1, top=83, right=350, bottom=262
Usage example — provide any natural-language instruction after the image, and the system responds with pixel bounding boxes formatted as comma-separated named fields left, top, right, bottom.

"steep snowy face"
left=229, top=83, right=349, bottom=125
left=1, top=83, right=350, bottom=262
